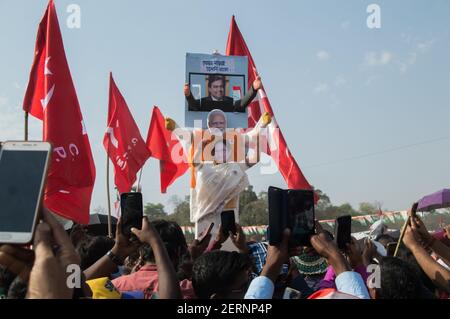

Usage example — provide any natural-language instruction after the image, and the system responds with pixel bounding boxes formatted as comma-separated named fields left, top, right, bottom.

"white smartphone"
left=0, top=141, right=52, bottom=244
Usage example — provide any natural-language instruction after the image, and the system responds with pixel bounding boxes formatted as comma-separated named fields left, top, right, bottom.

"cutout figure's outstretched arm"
left=243, top=112, right=272, bottom=167
left=245, top=111, right=272, bottom=140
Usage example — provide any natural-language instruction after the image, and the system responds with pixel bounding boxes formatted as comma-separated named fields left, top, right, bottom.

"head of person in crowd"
left=247, top=241, right=268, bottom=276
left=141, top=220, right=190, bottom=280
left=395, top=245, right=437, bottom=295
left=122, top=250, right=141, bottom=276
left=207, top=75, right=226, bottom=100
left=0, top=265, right=15, bottom=299
left=291, top=249, right=328, bottom=277
left=192, top=250, right=252, bottom=299
left=76, top=235, right=115, bottom=270
left=69, top=223, right=90, bottom=248
left=6, top=277, right=28, bottom=299
left=375, top=234, right=396, bottom=249
left=432, top=227, right=450, bottom=247
left=369, top=257, right=434, bottom=299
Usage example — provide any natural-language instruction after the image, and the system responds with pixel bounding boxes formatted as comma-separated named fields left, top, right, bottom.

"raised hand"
left=165, top=117, right=176, bottom=132
left=229, top=223, right=248, bottom=254
left=27, top=208, right=80, bottom=299
left=189, top=223, right=213, bottom=259
left=111, top=218, right=139, bottom=261
left=252, top=76, right=262, bottom=91
left=345, top=237, right=363, bottom=268
left=183, top=83, right=191, bottom=97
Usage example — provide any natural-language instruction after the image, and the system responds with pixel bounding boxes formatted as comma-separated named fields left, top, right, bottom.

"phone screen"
left=221, top=210, right=236, bottom=235
left=268, top=186, right=283, bottom=245
left=120, top=192, right=143, bottom=237
left=410, top=202, right=419, bottom=218
left=336, top=215, right=352, bottom=250
left=287, top=190, right=315, bottom=247
left=0, top=150, right=48, bottom=233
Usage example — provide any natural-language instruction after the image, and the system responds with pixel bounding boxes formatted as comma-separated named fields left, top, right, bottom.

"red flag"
left=226, top=16, right=314, bottom=192
left=146, top=106, right=189, bottom=193
left=103, top=73, right=150, bottom=193
left=22, top=0, right=95, bottom=224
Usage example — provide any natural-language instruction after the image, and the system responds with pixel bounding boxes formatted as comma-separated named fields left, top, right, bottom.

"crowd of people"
left=0, top=205, right=449, bottom=299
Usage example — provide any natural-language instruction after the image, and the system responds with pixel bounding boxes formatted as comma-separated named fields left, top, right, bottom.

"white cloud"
left=400, top=33, right=414, bottom=45
left=365, top=75, right=379, bottom=86
left=397, top=38, right=435, bottom=73
left=0, top=96, right=23, bottom=141
left=0, top=96, right=8, bottom=107
left=365, top=51, right=393, bottom=66
left=341, top=21, right=350, bottom=30
left=0, top=96, right=42, bottom=141
left=330, top=94, right=341, bottom=109
left=12, top=82, right=21, bottom=89
left=407, top=52, right=417, bottom=65
left=334, top=76, right=347, bottom=87
left=399, top=63, right=408, bottom=74
left=314, top=83, right=328, bottom=94
left=416, top=39, right=435, bottom=54
left=380, top=52, right=393, bottom=64
left=317, top=50, right=331, bottom=61
left=399, top=52, right=418, bottom=73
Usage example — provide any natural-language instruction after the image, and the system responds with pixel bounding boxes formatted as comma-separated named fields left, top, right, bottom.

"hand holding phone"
left=120, top=192, right=143, bottom=238
left=0, top=141, right=51, bottom=244
left=198, top=222, right=214, bottom=244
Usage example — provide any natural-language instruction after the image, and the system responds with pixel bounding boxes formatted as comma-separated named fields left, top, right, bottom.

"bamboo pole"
left=24, top=111, right=29, bottom=141
left=137, top=167, right=144, bottom=192
left=106, top=154, right=112, bottom=238
left=393, top=202, right=418, bottom=257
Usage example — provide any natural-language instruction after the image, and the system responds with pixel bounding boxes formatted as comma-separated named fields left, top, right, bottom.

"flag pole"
left=137, top=167, right=144, bottom=192
left=393, top=202, right=418, bottom=257
left=393, top=217, right=410, bottom=257
left=106, top=154, right=112, bottom=238
left=24, top=111, right=29, bottom=141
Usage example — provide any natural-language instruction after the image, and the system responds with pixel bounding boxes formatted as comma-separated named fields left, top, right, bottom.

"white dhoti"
left=190, top=162, right=249, bottom=240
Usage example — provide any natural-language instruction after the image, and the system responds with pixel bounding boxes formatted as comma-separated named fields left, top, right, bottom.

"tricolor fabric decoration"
left=178, top=210, right=449, bottom=237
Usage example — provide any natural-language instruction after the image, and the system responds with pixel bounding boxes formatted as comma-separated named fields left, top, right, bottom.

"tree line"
left=141, top=186, right=384, bottom=228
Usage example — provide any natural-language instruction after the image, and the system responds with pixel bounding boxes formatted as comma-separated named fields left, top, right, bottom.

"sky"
left=1, top=0, right=449, bottom=214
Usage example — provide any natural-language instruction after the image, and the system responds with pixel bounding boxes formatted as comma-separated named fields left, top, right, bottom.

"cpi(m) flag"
left=103, top=73, right=150, bottom=193
left=23, top=0, right=95, bottom=224
left=146, top=106, right=189, bottom=193
left=226, top=16, right=314, bottom=193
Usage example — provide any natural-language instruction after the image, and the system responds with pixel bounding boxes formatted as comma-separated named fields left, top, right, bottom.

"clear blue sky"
left=1, top=0, right=449, bottom=214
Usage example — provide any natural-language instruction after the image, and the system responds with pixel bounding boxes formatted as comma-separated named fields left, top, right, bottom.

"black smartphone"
left=120, top=192, right=143, bottom=238
left=287, top=189, right=316, bottom=247
left=221, top=210, right=236, bottom=236
left=0, top=141, right=52, bottom=244
left=268, top=187, right=315, bottom=247
left=410, top=202, right=419, bottom=218
left=268, top=186, right=284, bottom=245
left=335, top=215, right=352, bottom=250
